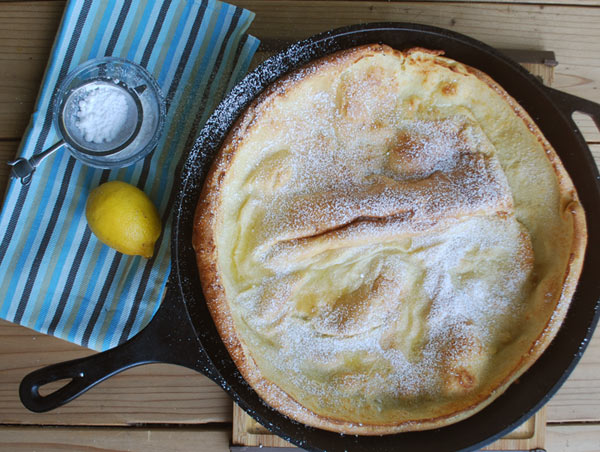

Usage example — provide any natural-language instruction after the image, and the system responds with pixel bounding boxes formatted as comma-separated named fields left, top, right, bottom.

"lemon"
left=85, top=181, right=161, bottom=258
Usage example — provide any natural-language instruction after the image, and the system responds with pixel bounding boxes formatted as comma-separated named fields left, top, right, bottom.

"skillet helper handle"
left=20, top=286, right=204, bottom=413
left=544, top=87, right=600, bottom=131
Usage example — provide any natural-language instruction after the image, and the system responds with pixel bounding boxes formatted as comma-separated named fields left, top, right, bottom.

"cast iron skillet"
left=19, top=23, right=600, bottom=452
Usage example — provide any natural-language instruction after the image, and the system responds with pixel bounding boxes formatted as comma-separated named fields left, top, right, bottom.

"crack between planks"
left=547, top=420, right=600, bottom=426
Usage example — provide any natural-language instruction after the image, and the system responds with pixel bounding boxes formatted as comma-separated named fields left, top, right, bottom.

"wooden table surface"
left=1, top=1, right=599, bottom=451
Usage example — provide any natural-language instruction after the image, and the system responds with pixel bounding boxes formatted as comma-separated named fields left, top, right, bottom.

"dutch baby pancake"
left=193, top=45, right=586, bottom=434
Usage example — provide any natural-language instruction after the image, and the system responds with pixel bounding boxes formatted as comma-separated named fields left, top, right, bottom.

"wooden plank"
left=0, top=2, right=64, bottom=140
left=1, top=423, right=599, bottom=452
left=232, top=0, right=600, bottom=141
left=547, top=325, right=600, bottom=423
left=0, top=425, right=230, bottom=452
left=436, top=0, right=600, bottom=3
left=1, top=1, right=599, bottom=141
left=521, top=61, right=556, bottom=87
left=0, top=141, right=18, bottom=186
left=590, top=144, right=600, bottom=168
left=233, top=404, right=546, bottom=450
left=547, top=424, right=600, bottom=452
left=574, top=113, right=600, bottom=144
left=1, top=140, right=18, bottom=201
left=0, top=320, right=232, bottom=426
left=0, top=0, right=599, bottom=437
left=250, top=0, right=600, bottom=5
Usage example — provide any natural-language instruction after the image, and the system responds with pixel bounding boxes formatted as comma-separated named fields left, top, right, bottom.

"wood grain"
left=232, top=404, right=546, bottom=450
left=589, top=144, right=600, bottom=167
left=444, top=0, right=600, bottom=3
left=574, top=113, right=600, bottom=144
left=0, top=141, right=18, bottom=187
left=0, top=1, right=600, bottom=450
left=250, top=0, right=600, bottom=5
left=0, top=2, right=64, bottom=140
left=0, top=425, right=231, bottom=452
left=547, top=424, right=600, bottom=452
left=1, top=1, right=599, bottom=141
left=0, top=320, right=232, bottom=426
left=547, top=320, right=600, bottom=423
left=0, top=422, right=598, bottom=452
left=1, top=423, right=599, bottom=452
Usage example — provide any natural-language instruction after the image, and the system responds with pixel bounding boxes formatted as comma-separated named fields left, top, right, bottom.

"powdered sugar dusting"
left=207, top=47, right=540, bottom=424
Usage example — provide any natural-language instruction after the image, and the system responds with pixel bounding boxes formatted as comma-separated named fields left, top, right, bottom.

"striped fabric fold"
left=0, top=0, right=259, bottom=351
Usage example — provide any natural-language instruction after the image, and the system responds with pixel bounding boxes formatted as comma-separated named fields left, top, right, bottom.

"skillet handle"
left=544, top=87, right=600, bottom=132
left=19, top=285, right=216, bottom=413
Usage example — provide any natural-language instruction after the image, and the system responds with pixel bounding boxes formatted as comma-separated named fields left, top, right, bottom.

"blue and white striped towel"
left=0, top=0, right=259, bottom=351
